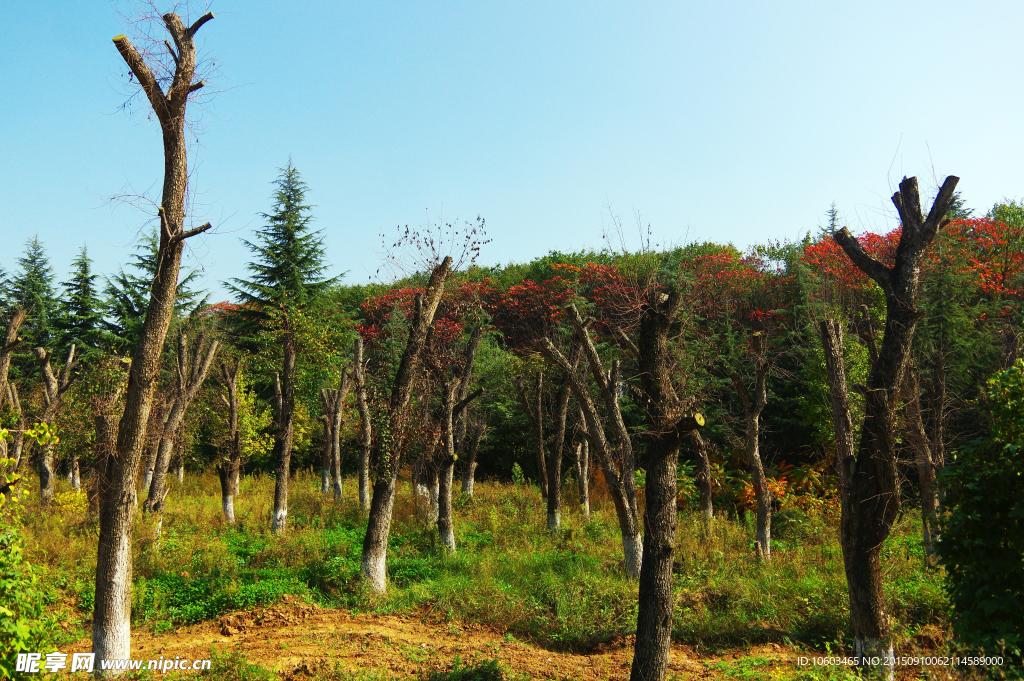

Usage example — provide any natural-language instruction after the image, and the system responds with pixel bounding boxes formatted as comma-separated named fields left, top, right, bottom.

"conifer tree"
left=102, top=227, right=207, bottom=351
left=11, top=236, right=58, bottom=353
left=227, top=160, right=333, bottom=532
left=56, top=246, right=103, bottom=358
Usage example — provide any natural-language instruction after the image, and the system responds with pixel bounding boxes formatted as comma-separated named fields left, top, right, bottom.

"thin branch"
left=163, top=39, right=179, bottom=67
left=187, top=11, right=215, bottom=38
left=112, top=34, right=168, bottom=120
left=169, top=222, right=213, bottom=244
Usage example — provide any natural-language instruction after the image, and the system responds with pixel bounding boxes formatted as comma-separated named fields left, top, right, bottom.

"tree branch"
left=833, top=227, right=891, bottom=290
left=112, top=34, right=168, bottom=120
left=163, top=40, right=179, bottom=67
left=453, top=388, right=484, bottom=422
left=187, top=81, right=206, bottom=95
left=169, top=222, right=213, bottom=244
left=187, top=11, right=215, bottom=38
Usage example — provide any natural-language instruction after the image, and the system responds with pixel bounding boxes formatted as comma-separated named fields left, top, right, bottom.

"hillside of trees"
left=2, top=9, right=1023, bottom=681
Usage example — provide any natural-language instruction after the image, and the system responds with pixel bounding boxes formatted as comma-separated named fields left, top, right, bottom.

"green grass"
left=17, top=468, right=948, bottom=656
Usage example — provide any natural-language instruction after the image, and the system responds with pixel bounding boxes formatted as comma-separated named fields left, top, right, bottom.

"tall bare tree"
left=832, top=174, right=958, bottom=677
left=94, top=10, right=216, bottom=666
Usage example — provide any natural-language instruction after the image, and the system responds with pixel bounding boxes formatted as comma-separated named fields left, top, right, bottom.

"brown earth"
left=65, top=597, right=803, bottom=679
left=65, top=598, right=946, bottom=679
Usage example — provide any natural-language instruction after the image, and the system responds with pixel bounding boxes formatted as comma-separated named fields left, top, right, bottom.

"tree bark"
left=361, top=257, right=452, bottom=593
left=574, top=436, right=590, bottom=520
left=321, top=374, right=352, bottom=501
left=0, top=309, right=26, bottom=413
left=271, top=333, right=296, bottom=532
left=547, top=366, right=575, bottom=531
left=354, top=338, right=372, bottom=511
left=96, top=14, right=215, bottom=669
left=690, top=430, right=714, bottom=524
left=833, top=174, right=958, bottom=678
left=630, top=287, right=705, bottom=681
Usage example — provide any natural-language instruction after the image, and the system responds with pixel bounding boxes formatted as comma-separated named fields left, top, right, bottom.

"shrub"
left=938, top=361, right=1024, bottom=669
left=0, top=528, right=55, bottom=679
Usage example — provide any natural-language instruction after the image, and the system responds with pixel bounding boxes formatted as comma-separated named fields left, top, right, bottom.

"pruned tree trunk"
left=902, top=368, right=940, bottom=564
left=362, top=257, right=452, bottom=593
left=95, top=13, right=216, bottom=670
left=33, top=345, right=79, bottom=504
left=832, top=174, right=959, bottom=678
left=6, top=383, right=26, bottom=472
left=320, top=374, right=351, bottom=501
left=216, top=361, right=242, bottom=524
left=354, top=338, right=372, bottom=511
left=547, top=367, right=575, bottom=531
left=144, top=331, right=219, bottom=516
left=0, top=309, right=26, bottom=413
left=271, top=336, right=296, bottom=532
left=630, top=288, right=705, bottom=681
left=730, top=331, right=772, bottom=559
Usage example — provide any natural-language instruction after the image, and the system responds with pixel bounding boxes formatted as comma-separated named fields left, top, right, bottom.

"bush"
left=938, top=361, right=1024, bottom=670
left=0, top=528, right=55, bottom=679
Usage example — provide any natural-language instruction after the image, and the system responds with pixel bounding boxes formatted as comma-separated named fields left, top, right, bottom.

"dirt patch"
left=62, top=598, right=799, bottom=679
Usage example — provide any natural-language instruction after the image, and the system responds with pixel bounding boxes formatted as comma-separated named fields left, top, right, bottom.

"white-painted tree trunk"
left=622, top=530, right=643, bottom=580
left=854, top=637, right=895, bottom=681
left=547, top=511, right=561, bottom=532
left=176, top=464, right=184, bottom=484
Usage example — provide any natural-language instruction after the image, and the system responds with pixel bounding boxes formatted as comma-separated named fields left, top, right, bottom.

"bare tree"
left=0, top=309, right=27, bottom=411
left=459, top=421, right=486, bottom=497
left=143, top=330, right=219, bottom=521
left=32, top=345, right=79, bottom=503
left=361, top=257, right=452, bottom=593
left=832, top=174, right=958, bottom=677
left=95, top=9, right=216, bottom=666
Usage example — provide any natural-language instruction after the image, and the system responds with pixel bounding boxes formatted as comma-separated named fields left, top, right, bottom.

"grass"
left=16, top=467, right=948, bottom=658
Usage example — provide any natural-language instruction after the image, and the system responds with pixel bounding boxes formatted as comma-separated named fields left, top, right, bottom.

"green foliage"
left=55, top=245, right=104, bottom=358
left=9, top=235, right=58, bottom=356
left=195, top=649, right=277, bottom=681
left=938, top=361, right=1024, bottom=666
left=0, top=529, right=54, bottom=679
left=423, top=657, right=505, bottom=681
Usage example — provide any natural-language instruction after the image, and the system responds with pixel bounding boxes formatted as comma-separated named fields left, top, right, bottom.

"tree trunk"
left=320, top=438, right=332, bottom=494
left=820, top=319, right=856, bottom=492
left=361, top=258, right=452, bottom=593
left=217, top=361, right=242, bottom=524
left=0, top=309, right=27, bottom=413
left=437, top=457, right=456, bottom=553
left=332, top=404, right=344, bottom=500
left=39, top=446, right=55, bottom=504
left=833, top=174, right=959, bottom=679
left=142, top=437, right=159, bottom=498
left=460, top=425, right=484, bottom=497
left=540, top=322, right=642, bottom=578
left=354, top=338, right=372, bottom=511
left=96, top=13, right=217, bottom=669
left=33, top=345, right=79, bottom=504
left=547, top=373, right=573, bottom=531
left=71, top=451, right=81, bottom=493
left=630, top=287, right=704, bottom=681
left=217, top=460, right=239, bottom=524
left=730, top=332, right=771, bottom=559
left=690, top=430, right=714, bottom=524
left=574, top=438, right=590, bottom=520
left=272, top=333, right=297, bottom=532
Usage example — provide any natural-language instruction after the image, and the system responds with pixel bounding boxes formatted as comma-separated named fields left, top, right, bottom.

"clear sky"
left=2, top=1, right=1023, bottom=302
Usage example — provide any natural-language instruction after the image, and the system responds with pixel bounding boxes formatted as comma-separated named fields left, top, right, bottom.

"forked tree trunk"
left=730, top=332, right=772, bottom=559
left=144, top=332, right=219, bottom=515
left=353, top=338, right=372, bottom=511
left=833, top=175, right=959, bottom=678
left=321, top=374, right=352, bottom=501
left=361, top=258, right=452, bottom=593
left=95, top=13, right=216, bottom=670
left=541, top=314, right=642, bottom=578
left=631, top=288, right=704, bottom=681
left=33, top=345, right=79, bottom=504
left=0, top=311, right=26, bottom=490
left=217, top=361, right=242, bottom=523
left=460, top=425, right=485, bottom=497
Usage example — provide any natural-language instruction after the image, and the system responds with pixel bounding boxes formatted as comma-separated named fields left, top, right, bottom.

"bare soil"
left=66, top=597, right=803, bottom=679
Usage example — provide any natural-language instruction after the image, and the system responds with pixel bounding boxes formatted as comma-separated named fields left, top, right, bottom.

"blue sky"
left=2, top=1, right=1023, bottom=301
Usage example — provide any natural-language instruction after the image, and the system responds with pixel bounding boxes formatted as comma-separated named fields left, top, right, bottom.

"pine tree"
left=102, top=227, right=208, bottom=351
left=227, top=160, right=334, bottom=532
left=56, top=246, right=103, bottom=358
left=11, top=235, right=58, bottom=351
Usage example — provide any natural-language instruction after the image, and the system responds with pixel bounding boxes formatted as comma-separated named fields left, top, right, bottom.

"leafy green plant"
left=938, top=360, right=1024, bottom=669
left=0, top=528, right=55, bottom=679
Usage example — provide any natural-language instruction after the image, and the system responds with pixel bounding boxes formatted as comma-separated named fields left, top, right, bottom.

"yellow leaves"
left=24, top=423, right=59, bottom=447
